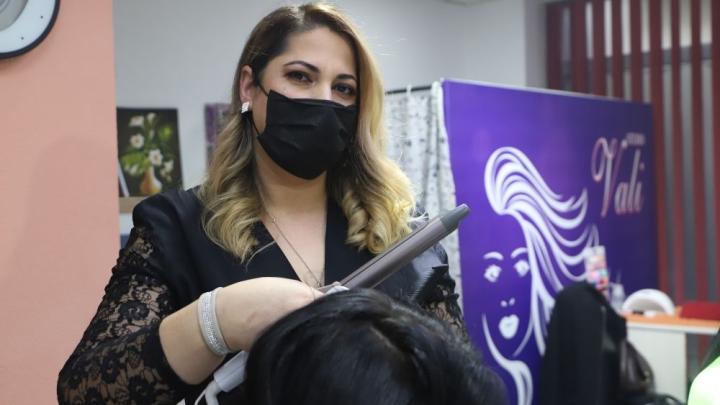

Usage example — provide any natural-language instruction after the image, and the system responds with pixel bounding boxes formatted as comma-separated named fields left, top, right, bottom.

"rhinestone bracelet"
left=197, top=287, right=231, bottom=357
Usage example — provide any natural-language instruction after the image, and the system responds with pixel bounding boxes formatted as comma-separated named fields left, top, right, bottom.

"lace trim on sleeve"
left=419, top=265, right=470, bottom=343
left=58, top=227, right=190, bottom=404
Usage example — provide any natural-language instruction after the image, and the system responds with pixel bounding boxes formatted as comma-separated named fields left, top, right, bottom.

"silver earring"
left=241, top=101, right=250, bottom=114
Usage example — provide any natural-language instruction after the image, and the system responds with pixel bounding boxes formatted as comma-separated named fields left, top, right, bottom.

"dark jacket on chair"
left=538, top=282, right=627, bottom=405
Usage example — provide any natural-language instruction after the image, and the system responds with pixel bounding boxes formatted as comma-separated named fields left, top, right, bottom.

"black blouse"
left=57, top=189, right=466, bottom=404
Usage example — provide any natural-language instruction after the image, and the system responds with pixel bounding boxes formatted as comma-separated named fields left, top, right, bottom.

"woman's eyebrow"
left=284, top=60, right=319, bottom=72
left=283, top=60, right=357, bottom=82
left=483, top=252, right=503, bottom=261
left=336, top=73, right=357, bottom=82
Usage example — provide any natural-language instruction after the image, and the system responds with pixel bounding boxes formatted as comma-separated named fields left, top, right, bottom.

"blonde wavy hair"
left=198, top=3, right=416, bottom=262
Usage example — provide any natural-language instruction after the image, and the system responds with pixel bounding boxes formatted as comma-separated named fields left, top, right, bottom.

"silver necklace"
left=268, top=212, right=325, bottom=288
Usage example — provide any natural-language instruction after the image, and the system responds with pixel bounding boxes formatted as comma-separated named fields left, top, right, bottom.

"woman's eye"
left=514, top=260, right=530, bottom=277
left=334, top=83, right=356, bottom=96
left=286, top=71, right=310, bottom=83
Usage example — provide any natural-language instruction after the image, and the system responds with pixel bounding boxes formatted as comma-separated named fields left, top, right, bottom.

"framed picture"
left=204, top=103, right=230, bottom=166
left=117, top=108, right=183, bottom=196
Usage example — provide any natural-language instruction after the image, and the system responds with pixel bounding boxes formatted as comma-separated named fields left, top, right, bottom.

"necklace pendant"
left=268, top=214, right=325, bottom=288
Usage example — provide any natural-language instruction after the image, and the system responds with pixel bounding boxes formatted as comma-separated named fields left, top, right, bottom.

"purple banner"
left=443, top=80, right=657, bottom=405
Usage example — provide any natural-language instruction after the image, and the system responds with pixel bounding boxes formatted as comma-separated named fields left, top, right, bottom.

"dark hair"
left=242, top=289, right=507, bottom=405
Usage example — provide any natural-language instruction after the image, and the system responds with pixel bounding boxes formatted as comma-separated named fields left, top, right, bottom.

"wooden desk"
left=625, top=313, right=720, bottom=401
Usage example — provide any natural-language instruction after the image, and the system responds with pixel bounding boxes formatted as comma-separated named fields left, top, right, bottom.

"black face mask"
left=255, top=90, right=358, bottom=180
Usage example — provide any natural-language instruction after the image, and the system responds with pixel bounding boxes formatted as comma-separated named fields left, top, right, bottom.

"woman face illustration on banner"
left=480, top=146, right=600, bottom=405
left=481, top=213, right=533, bottom=355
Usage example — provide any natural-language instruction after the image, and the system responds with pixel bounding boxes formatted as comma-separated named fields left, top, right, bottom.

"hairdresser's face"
left=241, top=27, right=358, bottom=134
left=481, top=214, right=532, bottom=356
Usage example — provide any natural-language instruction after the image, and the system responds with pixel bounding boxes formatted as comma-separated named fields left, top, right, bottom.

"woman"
left=57, top=3, right=465, bottom=404
left=240, top=288, right=506, bottom=405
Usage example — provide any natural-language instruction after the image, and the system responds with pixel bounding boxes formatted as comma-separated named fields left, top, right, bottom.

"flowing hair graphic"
left=483, top=147, right=599, bottom=404
left=482, top=315, right=533, bottom=405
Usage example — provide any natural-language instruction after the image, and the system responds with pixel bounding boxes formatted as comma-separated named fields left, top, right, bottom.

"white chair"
left=621, top=289, right=675, bottom=316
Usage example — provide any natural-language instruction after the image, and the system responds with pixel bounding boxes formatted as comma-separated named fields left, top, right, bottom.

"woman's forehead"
left=273, top=27, right=356, bottom=75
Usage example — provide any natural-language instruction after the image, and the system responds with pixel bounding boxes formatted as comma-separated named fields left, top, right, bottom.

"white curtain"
left=385, top=82, right=463, bottom=303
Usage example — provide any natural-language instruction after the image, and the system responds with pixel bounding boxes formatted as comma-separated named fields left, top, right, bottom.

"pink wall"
left=0, top=2, right=117, bottom=403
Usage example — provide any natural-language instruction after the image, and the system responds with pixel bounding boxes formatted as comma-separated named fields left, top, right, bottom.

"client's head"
left=243, top=288, right=506, bottom=405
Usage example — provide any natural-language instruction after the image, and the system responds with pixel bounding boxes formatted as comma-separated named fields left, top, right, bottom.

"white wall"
left=114, top=0, right=538, bottom=231
left=524, top=0, right=547, bottom=88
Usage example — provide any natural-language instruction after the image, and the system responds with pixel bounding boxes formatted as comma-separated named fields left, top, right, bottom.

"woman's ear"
left=239, top=65, right=256, bottom=105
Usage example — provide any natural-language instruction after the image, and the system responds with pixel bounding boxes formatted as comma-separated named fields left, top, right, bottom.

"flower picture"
left=117, top=108, right=183, bottom=196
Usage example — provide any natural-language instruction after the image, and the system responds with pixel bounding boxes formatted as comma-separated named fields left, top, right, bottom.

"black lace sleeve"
left=57, top=227, right=192, bottom=404
left=418, top=263, right=470, bottom=342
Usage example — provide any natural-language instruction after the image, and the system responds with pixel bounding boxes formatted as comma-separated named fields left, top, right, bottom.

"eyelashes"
left=333, top=83, right=356, bottom=96
left=286, top=70, right=310, bottom=83
left=285, top=70, right=356, bottom=98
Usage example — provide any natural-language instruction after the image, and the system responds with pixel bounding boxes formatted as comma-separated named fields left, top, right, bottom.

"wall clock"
left=0, top=0, right=59, bottom=59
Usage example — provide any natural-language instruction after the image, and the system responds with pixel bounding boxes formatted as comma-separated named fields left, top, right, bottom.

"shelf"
left=625, top=312, right=720, bottom=335
left=119, top=197, right=145, bottom=214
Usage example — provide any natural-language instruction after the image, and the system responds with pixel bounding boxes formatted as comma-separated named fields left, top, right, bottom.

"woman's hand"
left=160, top=277, right=320, bottom=384
left=215, top=277, right=321, bottom=351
